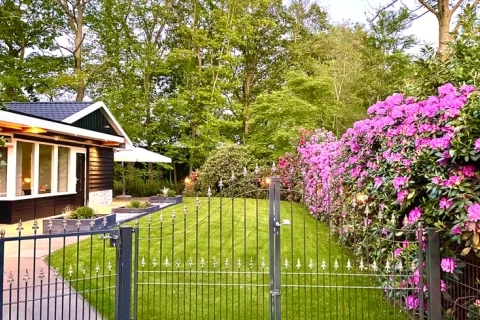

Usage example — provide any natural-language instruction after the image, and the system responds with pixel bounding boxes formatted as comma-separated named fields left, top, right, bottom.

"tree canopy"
left=2, top=0, right=476, bottom=181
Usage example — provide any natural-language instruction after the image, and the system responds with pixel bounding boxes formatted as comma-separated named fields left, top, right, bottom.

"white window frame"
left=2, top=137, right=86, bottom=201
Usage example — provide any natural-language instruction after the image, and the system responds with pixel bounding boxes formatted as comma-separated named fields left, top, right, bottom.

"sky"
left=320, top=0, right=439, bottom=51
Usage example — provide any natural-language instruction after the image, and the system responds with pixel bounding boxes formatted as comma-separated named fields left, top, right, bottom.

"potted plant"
left=43, top=205, right=116, bottom=234
left=150, top=187, right=183, bottom=204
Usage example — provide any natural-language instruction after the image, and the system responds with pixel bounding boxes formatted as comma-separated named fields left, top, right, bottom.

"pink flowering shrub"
left=282, top=83, right=480, bottom=311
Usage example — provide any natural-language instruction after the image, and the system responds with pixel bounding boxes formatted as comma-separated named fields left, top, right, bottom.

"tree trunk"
left=437, top=0, right=452, bottom=58
left=243, top=70, right=254, bottom=139
left=173, top=161, right=177, bottom=184
left=74, top=6, right=85, bottom=102
left=189, top=125, right=196, bottom=175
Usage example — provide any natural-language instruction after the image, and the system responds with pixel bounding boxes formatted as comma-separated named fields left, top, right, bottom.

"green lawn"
left=49, top=197, right=412, bottom=319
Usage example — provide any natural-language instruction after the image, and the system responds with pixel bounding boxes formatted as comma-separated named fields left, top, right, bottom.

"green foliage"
left=126, top=200, right=151, bottom=209
left=196, top=144, right=258, bottom=196
left=0, top=0, right=66, bottom=101
left=408, top=6, right=480, bottom=97
left=70, top=206, right=95, bottom=219
left=113, top=164, right=173, bottom=197
left=0, top=0, right=417, bottom=178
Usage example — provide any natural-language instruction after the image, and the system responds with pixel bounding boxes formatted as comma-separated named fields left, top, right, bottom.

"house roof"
left=1, top=101, right=133, bottom=148
left=4, top=102, right=93, bottom=122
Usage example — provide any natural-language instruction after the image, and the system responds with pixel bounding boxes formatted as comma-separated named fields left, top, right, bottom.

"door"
left=74, top=153, right=86, bottom=207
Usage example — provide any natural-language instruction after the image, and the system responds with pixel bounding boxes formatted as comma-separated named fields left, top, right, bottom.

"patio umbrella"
left=114, top=147, right=172, bottom=197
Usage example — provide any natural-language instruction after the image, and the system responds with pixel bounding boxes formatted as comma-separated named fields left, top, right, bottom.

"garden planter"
left=111, top=204, right=161, bottom=214
left=150, top=195, right=183, bottom=204
left=42, top=213, right=116, bottom=234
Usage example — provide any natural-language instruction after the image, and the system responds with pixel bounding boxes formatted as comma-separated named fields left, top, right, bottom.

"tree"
left=371, top=0, right=480, bottom=56
left=0, top=0, right=65, bottom=101
left=359, top=8, right=415, bottom=105
left=409, top=6, right=480, bottom=96
left=232, top=0, right=290, bottom=140
left=55, top=0, right=91, bottom=101
left=248, top=70, right=334, bottom=159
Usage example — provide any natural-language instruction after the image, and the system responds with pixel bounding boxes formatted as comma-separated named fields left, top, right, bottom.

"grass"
left=49, top=196, right=412, bottom=319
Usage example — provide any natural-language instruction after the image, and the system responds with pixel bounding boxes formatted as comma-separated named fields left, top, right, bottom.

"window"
left=16, top=142, right=34, bottom=196
left=0, top=147, right=7, bottom=197
left=38, top=144, right=53, bottom=194
left=58, top=147, right=69, bottom=192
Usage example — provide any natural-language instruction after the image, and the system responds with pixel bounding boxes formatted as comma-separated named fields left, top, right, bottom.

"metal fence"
left=0, top=221, right=119, bottom=320
left=0, top=176, right=472, bottom=319
left=440, top=232, right=480, bottom=320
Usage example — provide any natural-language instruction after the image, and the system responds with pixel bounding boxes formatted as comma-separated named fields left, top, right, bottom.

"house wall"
left=87, top=146, right=114, bottom=206
left=72, top=109, right=119, bottom=136
left=0, top=194, right=76, bottom=224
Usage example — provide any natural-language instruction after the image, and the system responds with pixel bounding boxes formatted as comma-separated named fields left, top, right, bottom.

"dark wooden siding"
left=88, top=146, right=114, bottom=193
left=0, top=195, right=76, bottom=224
left=72, top=109, right=119, bottom=136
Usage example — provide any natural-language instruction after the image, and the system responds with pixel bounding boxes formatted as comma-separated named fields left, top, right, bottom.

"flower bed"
left=112, top=204, right=161, bottom=214
left=150, top=195, right=183, bottom=204
left=280, top=84, right=480, bottom=312
left=42, top=213, right=116, bottom=234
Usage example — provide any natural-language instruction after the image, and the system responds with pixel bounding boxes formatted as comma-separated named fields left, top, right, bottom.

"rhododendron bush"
left=280, top=84, right=480, bottom=312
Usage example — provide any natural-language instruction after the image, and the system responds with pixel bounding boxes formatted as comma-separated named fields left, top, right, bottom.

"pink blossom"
left=440, top=258, right=457, bottom=273
left=459, top=165, right=476, bottom=178
left=393, top=176, right=409, bottom=190
left=451, top=226, right=462, bottom=235
left=408, top=207, right=422, bottom=224
left=397, top=189, right=408, bottom=204
left=468, top=203, right=480, bottom=222
left=439, top=197, right=453, bottom=209
left=431, top=177, right=442, bottom=184
left=441, top=280, right=447, bottom=292
left=405, top=295, right=420, bottom=310
left=444, top=175, right=462, bottom=187
left=374, top=177, right=383, bottom=187
left=412, top=269, right=420, bottom=284
left=394, top=247, right=403, bottom=257
left=475, top=138, right=480, bottom=153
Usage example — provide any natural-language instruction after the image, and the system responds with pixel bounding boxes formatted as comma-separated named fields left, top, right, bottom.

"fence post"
left=114, top=226, right=133, bottom=320
left=269, top=177, right=281, bottom=320
left=426, top=227, right=441, bottom=320
left=0, top=238, right=4, bottom=320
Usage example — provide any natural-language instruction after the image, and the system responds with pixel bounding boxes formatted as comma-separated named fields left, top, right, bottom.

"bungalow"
left=0, top=101, right=132, bottom=224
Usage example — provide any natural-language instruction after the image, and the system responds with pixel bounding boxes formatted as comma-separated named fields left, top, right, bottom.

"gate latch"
left=270, top=290, right=281, bottom=296
left=109, top=230, right=119, bottom=248
left=275, top=219, right=291, bottom=227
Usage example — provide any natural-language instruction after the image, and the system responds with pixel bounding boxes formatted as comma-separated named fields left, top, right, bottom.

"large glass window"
left=16, top=142, right=34, bottom=196
left=38, top=144, right=53, bottom=194
left=0, top=147, right=7, bottom=197
left=58, top=147, right=69, bottom=192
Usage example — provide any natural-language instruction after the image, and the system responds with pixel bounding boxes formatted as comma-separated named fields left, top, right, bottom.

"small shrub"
left=70, top=206, right=95, bottom=219
left=196, top=144, right=258, bottom=197
left=167, top=189, right=176, bottom=197
left=126, top=200, right=151, bottom=209
left=61, top=205, right=75, bottom=218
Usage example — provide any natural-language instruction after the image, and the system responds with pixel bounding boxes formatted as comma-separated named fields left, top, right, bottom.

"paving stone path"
left=2, top=236, right=104, bottom=319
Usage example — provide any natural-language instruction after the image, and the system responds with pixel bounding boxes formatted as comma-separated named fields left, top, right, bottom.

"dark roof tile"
left=4, top=102, right=93, bottom=122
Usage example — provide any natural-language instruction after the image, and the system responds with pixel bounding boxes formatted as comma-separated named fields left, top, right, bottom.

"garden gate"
left=0, top=175, right=444, bottom=320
